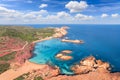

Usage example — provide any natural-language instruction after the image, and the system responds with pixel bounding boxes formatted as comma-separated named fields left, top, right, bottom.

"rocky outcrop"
left=61, top=50, right=72, bottom=54
left=47, top=56, right=120, bottom=80
left=61, top=39, right=84, bottom=44
left=23, top=65, right=60, bottom=80
left=47, top=72, right=120, bottom=80
left=53, top=27, right=68, bottom=38
left=71, top=56, right=111, bottom=74
left=56, top=54, right=72, bottom=60
left=55, top=50, right=73, bottom=60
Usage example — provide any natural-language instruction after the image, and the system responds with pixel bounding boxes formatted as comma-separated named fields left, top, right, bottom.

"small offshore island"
left=0, top=26, right=120, bottom=80
left=55, top=50, right=73, bottom=60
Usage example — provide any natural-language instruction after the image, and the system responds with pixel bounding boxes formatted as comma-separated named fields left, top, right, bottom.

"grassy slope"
left=0, top=52, right=16, bottom=74
left=0, top=26, right=55, bottom=75
left=0, top=26, right=55, bottom=42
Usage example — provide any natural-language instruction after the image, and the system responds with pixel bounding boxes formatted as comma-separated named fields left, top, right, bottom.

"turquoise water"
left=29, top=38, right=86, bottom=74
left=29, top=24, right=120, bottom=74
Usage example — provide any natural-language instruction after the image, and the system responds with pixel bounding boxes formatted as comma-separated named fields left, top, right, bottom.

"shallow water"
left=29, top=24, right=120, bottom=74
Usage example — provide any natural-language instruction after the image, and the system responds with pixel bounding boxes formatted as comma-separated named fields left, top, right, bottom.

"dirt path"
left=11, top=41, right=28, bottom=51
left=0, top=41, right=28, bottom=57
left=0, top=60, right=47, bottom=80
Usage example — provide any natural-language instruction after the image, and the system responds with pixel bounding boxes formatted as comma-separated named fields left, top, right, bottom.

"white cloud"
left=28, top=10, right=48, bottom=15
left=0, top=6, right=20, bottom=17
left=0, top=6, right=48, bottom=23
left=65, top=1, right=88, bottom=13
left=75, top=14, right=93, bottom=20
left=46, top=11, right=71, bottom=20
left=39, top=4, right=48, bottom=8
left=111, top=13, right=119, bottom=18
left=101, top=13, right=108, bottom=18
left=57, top=11, right=70, bottom=18
left=2, top=6, right=120, bottom=24
left=0, top=6, right=95, bottom=24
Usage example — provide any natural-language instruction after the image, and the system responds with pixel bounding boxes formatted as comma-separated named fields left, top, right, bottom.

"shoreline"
left=0, top=26, right=120, bottom=80
left=32, top=26, right=69, bottom=44
left=0, top=26, right=69, bottom=80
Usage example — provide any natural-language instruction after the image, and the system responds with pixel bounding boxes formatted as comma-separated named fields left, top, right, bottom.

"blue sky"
left=0, top=0, right=120, bottom=24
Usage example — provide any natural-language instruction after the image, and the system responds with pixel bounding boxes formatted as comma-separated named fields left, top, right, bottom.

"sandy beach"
left=0, top=60, right=47, bottom=80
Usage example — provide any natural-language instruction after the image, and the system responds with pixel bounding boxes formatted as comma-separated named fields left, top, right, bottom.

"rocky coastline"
left=16, top=26, right=120, bottom=80
left=0, top=26, right=120, bottom=80
left=47, top=56, right=120, bottom=80
left=71, top=56, right=111, bottom=74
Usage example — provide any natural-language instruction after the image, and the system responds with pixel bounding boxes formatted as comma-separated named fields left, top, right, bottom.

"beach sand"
left=0, top=60, right=47, bottom=80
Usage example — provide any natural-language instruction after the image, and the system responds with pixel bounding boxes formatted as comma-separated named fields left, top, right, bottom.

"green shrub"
left=0, top=63, right=10, bottom=74
left=0, top=52, right=16, bottom=61
left=14, top=73, right=29, bottom=80
left=34, top=76, right=43, bottom=80
left=0, top=26, right=55, bottom=42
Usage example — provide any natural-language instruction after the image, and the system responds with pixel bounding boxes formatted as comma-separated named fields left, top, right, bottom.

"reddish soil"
left=0, top=37, right=25, bottom=57
left=0, top=36, right=34, bottom=64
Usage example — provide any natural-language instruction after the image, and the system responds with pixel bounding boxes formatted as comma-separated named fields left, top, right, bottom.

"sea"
left=21, top=24, right=120, bottom=75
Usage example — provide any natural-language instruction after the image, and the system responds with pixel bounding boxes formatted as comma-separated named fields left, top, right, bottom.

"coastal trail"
left=0, top=41, right=28, bottom=57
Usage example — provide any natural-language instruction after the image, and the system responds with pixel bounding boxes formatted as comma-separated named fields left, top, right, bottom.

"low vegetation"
left=0, top=26, right=55, bottom=42
left=0, top=26, right=55, bottom=77
left=0, top=52, right=16, bottom=61
left=0, top=52, right=16, bottom=74
left=14, top=73, right=29, bottom=80
left=34, top=76, right=43, bottom=80
left=14, top=73, right=43, bottom=80
left=0, top=63, right=10, bottom=74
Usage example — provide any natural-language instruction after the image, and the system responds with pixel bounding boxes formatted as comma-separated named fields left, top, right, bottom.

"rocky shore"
left=47, top=56, right=120, bottom=80
left=71, top=56, right=111, bottom=74
left=13, top=27, right=120, bottom=80
left=0, top=26, right=120, bottom=80
left=53, top=26, right=68, bottom=38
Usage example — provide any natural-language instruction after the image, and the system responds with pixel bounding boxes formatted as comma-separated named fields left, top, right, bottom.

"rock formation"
left=61, top=50, right=72, bottom=54
left=47, top=56, right=120, bottom=80
left=53, top=27, right=68, bottom=38
left=71, top=56, right=111, bottom=74
left=61, top=39, right=84, bottom=44
left=55, top=50, right=72, bottom=60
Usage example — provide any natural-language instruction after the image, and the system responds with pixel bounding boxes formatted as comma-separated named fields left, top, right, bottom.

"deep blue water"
left=28, top=24, right=120, bottom=74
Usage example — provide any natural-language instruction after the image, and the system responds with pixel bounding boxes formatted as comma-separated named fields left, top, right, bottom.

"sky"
left=0, top=0, right=120, bottom=24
